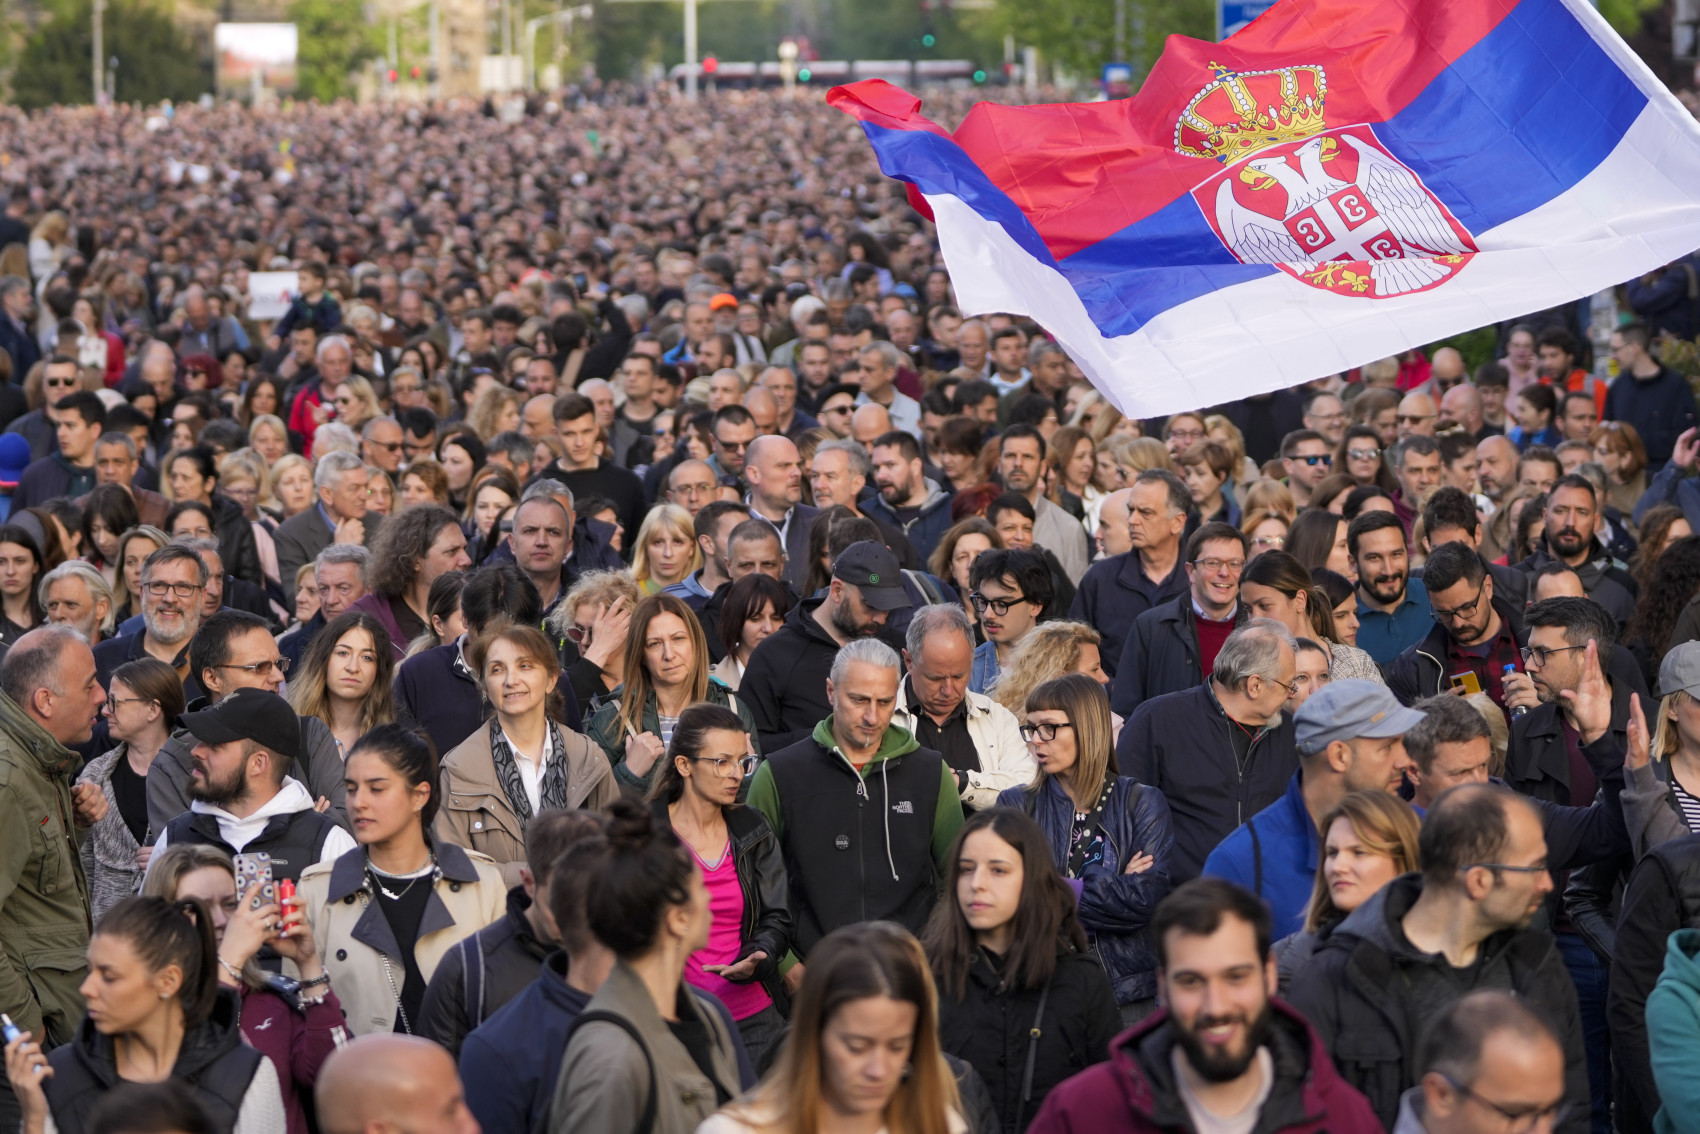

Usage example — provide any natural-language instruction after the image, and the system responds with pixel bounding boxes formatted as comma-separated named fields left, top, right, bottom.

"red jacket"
left=237, top=984, right=347, bottom=1134
left=1027, top=999, right=1382, bottom=1134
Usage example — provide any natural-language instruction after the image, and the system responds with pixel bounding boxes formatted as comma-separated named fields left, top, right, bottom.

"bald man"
left=1095, top=488, right=1135, bottom=559
left=1418, top=346, right=1467, bottom=398
left=521, top=395, right=556, bottom=444
left=743, top=434, right=817, bottom=591
left=1440, top=383, right=1491, bottom=440
left=1397, top=391, right=1439, bottom=438
left=851, top=403, right=892, bottom=453
left=743, top=386, right=779, bottom=436
left=317, top=1035, right=479, bottom=1134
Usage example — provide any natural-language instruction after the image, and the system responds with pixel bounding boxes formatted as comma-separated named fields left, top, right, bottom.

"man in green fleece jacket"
left=747, top=637, right=963, bottom=989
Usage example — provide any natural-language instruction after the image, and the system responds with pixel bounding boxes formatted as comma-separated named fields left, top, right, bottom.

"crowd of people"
left=0, top=84, right=1698, bottom=1134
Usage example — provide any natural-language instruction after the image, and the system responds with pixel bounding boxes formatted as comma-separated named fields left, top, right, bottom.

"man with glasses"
left=278, top=544, right=370, bottom=670
left=665, top=459, right=719, bottom=519
left=1385, top=542, right=1522, bottom=711
left=1351, top=510, right=1434, bottom=665
left=1280, top=429, right=1335, bottom=509
left=965, top=548, right=1052, bottom=696
left=1116, top=620, right=1300, bottom=881
left=361, top=416, right=405, bottom=476
left=1303, top=390, right=1349, bottom=445
left=813, top=382, right=858, bottom=441
left=1111, top=522, right=1250, bottom=718
left=6, top=355, right=81, bottom=462
left=1397, top=391, right=1440, bottom=438
left=1393, top=992, right=1569, bottom=1134
left=273, top=450, right=384, bottom=590
left=148, top=685, right=355, bottom=888
left=143, top=609, right=350, bottom=836
left=1204, top=679, right=1423, bottom=936
left=93, top=544, right=206, bottom=699
left=1071, top=469, right=1190, bottom=683
left=1290, top=782, right=1590, bottom=1133
left=707, top=404, right=758, bottom=488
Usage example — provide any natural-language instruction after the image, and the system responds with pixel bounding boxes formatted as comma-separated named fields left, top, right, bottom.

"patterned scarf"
left=487, top=717, right=570, bottom=823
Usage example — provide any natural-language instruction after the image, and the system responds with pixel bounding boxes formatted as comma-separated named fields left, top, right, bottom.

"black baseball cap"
left=832, top=540, right=911, bottom=611
left=181, top=688, right=301, bottom=761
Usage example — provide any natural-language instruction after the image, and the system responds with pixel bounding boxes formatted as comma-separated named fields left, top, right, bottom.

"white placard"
left=248, top=271, right=299, bottom=321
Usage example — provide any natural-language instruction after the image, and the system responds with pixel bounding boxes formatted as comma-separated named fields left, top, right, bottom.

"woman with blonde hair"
left=1621, top=641, right=1700, bottom=856
left=1272, top=790, right=1420, bottom=993
left=248, top=413, right=289, bottom=466
left=326, top=374, right=381, bottom=433
left=993, top=620, right=1112, bottom=721
left=219, top=449, right=279, bottom=587
left=364, top=466, right=394, bottom=516
left=270, top=453, right=316, bottom=520
left=1241, top=506, right=1290, bottom=556
left=550, top=569, right=642, bottom=711
left=699, top=921, right=963, bottom=1134
left=586, top=592, right=758, bottom=796
left=630, top=503, right=701, bottom=594
left=27, top=210, right=70, bottom=283
left=468, top=384, right=523, bottom=441
left=995, top=673, right=1173, bottom=1023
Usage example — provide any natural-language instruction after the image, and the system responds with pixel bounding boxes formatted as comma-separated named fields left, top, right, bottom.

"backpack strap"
left=461, top=934, right=486, bottom=1029
left=567, top=1010, right=657, bottom=1134
left=903, top=568, right=947, bottom=606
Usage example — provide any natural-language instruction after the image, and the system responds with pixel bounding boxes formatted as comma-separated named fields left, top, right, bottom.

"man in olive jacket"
left=0, top=628, right=111, bottom=1123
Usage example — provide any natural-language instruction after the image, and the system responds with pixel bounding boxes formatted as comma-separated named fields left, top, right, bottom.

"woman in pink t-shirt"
left=649, top=702, right=794, bottom=1071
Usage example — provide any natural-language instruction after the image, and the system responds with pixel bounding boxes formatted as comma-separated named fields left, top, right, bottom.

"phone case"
left=1451, top=672, right=1483, bottom=695
left=234, top=852, right=275, bottom=911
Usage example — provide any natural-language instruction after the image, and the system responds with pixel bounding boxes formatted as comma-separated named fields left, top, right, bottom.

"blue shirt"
left=1356, top=574, right=1432, bottom=666
left=1201, top=772, right=1318, bottom=937
left=970, top=639, right=1000, bottom=695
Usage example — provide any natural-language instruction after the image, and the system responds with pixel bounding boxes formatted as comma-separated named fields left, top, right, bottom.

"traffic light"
left=972, top=69, right=986, bottom=83
left=702, top=55, right=719, bottom=74
left=409, top=66, right=421, bottom=80
left=797, top=67, right=811, bottom=81
left=921, top=33, right=935, bottom=47
left=386, top=68, right=398, bottom=83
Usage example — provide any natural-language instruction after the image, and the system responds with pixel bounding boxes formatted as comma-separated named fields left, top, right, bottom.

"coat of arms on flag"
left=828, top=0, right=1700, bottom=416
left=1180, top=63, right=1478, bottom=299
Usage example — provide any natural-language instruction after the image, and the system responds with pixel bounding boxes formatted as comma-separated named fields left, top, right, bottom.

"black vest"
left=43, top=991, right=262, bottom=1134
left=162, top=805, right=337, bottom=884
left=765, top=736, right=944, bottom=953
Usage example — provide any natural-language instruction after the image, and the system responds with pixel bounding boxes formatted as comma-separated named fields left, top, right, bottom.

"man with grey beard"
left=92, top=543, right=206, bottom=700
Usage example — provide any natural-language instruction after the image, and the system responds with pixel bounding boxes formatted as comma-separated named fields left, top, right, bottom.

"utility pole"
left=1114, top=0, right=1126, bottom=63
left=523, top=5, right=591, bottom=90
left=604, top=0, right=758, bottom=101
left=91, top=0, right=104, bottom=105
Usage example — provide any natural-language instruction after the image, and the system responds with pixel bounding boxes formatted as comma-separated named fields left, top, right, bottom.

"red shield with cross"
left=1191, top=123, right=1479, bottom=299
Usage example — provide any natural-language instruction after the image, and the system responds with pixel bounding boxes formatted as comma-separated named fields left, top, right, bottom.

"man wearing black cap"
left=148, top=687, right=355, bottom=886
left=740, top=540, right=913, bottom=752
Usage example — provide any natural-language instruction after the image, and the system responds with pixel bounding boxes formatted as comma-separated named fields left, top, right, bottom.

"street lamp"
left=777, top=38, right=798, bottom=94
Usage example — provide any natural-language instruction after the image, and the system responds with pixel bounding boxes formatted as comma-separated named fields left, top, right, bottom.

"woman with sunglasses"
left=996, top=673, right=1173, bottom=1027
left=647, top=703, right=792, bottom=1071
left=1334, top=424, right=1399, bottom=493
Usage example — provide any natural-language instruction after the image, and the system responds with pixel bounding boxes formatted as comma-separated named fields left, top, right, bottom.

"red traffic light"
left=409, top=66, right=421, bottom=79
left=386, top=69, right=398, bottom=82
left=701, top=55, right=719, bottom=74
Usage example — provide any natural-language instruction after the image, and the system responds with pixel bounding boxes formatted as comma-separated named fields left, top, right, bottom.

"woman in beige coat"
left=437, top=623, right=617, bottom=888
left=299, top=724, right=505, bottom=1036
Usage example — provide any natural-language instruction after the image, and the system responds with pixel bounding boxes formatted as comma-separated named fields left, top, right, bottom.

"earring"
left=158, top=991, right=169, bottom=1000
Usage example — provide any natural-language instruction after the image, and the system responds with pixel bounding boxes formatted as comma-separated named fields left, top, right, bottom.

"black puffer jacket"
left=739, top=594, right=843, bottom=752
left=42, top=989, right=267, bottom=1134
left=209, top=490, right=263, bottom=587
left=1288, top=874, right=1589, bottom=1134
left=936, top=949, right=1121, bottom=1134
left=1607, top=833, right=1700, bottom=1134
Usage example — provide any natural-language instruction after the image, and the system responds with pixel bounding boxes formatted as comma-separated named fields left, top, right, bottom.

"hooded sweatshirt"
left=738, top=595, right=847, bottom=752
left=149, top=777, right=357, bottom=884
left=747, top=717, right=963, bottom=954
left=1648, top=928, right=1700, bottom=1134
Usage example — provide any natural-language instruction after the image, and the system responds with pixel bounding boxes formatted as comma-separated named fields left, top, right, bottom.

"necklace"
left=367, top=853, right=436, bottom=901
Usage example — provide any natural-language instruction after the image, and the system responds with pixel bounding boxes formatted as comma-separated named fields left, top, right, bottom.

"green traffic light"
left=922, top=34, right=935, bottom=47
left=973, top=69, right=986, bottom=82
left=798, top=67, right=811, bottom=81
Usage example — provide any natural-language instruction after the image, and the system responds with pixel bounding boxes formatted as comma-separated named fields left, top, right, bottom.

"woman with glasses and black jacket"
left=647, top=703, right=793, bottom=1072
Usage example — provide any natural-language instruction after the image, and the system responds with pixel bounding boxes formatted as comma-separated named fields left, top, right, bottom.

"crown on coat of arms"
left=1175, top=62, right=1328, bottom=163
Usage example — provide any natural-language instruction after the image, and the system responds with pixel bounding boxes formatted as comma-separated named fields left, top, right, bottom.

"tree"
left=973, top=0, right=1211, bottom=85
left=289, top=0, right=381, bottom=103
left=12, top=0, right=204, bottom=109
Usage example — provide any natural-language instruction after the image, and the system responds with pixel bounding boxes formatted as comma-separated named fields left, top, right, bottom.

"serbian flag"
left=829, top=0, right=1700, bottom=416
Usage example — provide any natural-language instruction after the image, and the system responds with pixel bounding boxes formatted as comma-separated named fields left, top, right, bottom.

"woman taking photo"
left=630, top=504, right=700, bottom=595
left=300, top=724, right=506, bottom=1037
left=552, top=799, right=748, bottom=1134
left=1240, top=550, right=1384, bottom=682
left=1272, top=791, right=1419, bottom=993
left=0, top=523, right=44, bottom=645
left=924, top=808, right=1120, bottom=1133
left=712, top=574, right=794, bottom=690
left=587, top=593, right=759, bottom=796
left=648, top=704, right=791, bottom=1070
left=698, top=921, right=962, bottom=1134
left=3, top=895, right=286, bottom=1134
left=440, top=624, right=618, bottom=887
left=143, top=845, right=343, bottom=1134
left=80, top=485, right=139, bottom=592
left=78, top=658, right=185, bottom=919
left=287, top=611, right=398, bottom=759
left=165, top=445, right=261, bottom=586
left=995, top=674, right=1172, bottom=1024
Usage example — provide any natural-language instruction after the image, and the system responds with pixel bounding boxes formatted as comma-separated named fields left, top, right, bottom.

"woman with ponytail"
left=1238, top=550, right=1385, bottom=683
left=549, top=798, right=748, bottom=1134
left=3, top=896, right=286, bottom=1134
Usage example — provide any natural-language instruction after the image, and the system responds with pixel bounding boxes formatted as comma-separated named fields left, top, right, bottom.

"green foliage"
left=1597, top=0, right=1660, bottom=36
left=971, top=0, right=1212, bottom=84
left=289, top=0, right=381, bottom=103
left=1426, top=325, right=1499, bottom=374
left=12, top=0, right=205, bottom=109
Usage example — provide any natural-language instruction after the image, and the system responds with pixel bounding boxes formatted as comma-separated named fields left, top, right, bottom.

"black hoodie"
left=43, top=988, right=267, bottom=1134
left=739, top=594, right=847, bottom=752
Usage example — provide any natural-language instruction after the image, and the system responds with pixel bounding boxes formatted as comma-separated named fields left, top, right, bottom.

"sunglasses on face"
left=1293, top=454, right=1332, bottom=467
